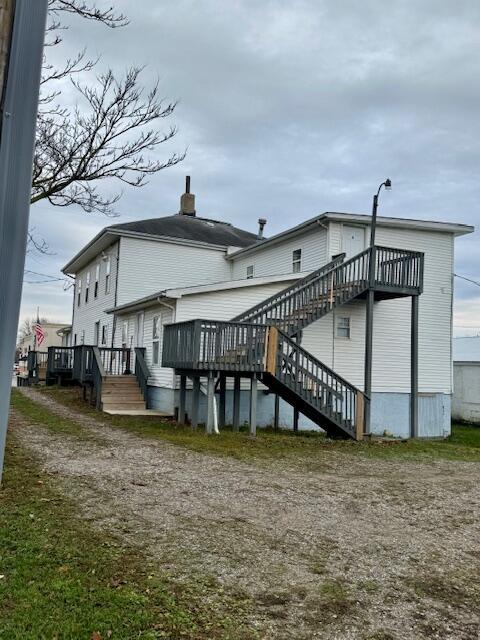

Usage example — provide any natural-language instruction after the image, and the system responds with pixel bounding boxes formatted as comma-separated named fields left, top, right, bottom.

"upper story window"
left=94, top=264, right=100, bottom=298
left=85, top=271, right=90, bottom=303
left=77, top=278, right=82, bottom=307
left=81, top=329, right=85, bottom=344
left=152, top=315, right=160, bottom=364
left=292, top=249, right=302, bottom=273
left=336, top=317, right=351, bottom=339
left=246, top=265, right=254, bottom=279
left=105, top=256, right=111, bottom=294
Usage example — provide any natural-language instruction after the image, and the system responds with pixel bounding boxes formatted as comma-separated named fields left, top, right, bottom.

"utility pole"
left=0, top=0, right=48, bottom=482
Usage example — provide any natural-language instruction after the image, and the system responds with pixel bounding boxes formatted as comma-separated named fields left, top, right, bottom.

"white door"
left=135, top=312, right=144, bottom=348
left=342, top=225, right=365, bottom=259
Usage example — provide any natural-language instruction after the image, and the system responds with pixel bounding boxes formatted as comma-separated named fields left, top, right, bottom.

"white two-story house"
left=62, top=179, right=474, bottom=438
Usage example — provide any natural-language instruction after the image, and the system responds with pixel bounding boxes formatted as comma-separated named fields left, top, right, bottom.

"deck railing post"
left=191, top=375, right=200, bottom=430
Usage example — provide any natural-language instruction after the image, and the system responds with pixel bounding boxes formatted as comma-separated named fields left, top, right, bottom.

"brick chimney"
left=179, top=175, right=196, bottom=216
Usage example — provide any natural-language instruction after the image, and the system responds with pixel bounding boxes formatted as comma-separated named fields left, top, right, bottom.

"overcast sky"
left=22, top=0, right=480, bottom=335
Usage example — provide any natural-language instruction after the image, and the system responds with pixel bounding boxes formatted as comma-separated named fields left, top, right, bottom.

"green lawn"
left=0, top=425, right=254, bottom=638
left=36, top=386, right=480, bottom=464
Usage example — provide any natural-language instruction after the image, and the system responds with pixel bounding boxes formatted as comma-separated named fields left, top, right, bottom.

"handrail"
left=134, top=347, right=150, bottom=405
left=232, top=252, right=347, bottom=323
left=273, top=329, right=366, bottom=438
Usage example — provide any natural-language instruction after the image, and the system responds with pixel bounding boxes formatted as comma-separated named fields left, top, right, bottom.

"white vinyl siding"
left=230, top=226, right=328, bottom=279
left=303, top=226, right=454, bottom=394
left=71, top=241, right=119, bottom=346
left=117, top=237, right=232, bottom=305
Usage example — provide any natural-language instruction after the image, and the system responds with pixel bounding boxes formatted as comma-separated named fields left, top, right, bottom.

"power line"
left=455, top=273, right=480, bottom=288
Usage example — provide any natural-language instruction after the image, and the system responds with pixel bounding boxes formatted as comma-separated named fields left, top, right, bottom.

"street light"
left=369, top=179, right=392, bottom=249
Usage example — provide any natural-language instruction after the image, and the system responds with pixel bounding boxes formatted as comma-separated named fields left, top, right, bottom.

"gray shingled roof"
left=108, top=214, right=258, bottom=248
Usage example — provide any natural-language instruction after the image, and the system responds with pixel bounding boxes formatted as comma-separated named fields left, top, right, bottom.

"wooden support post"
left=250, top=376, right=257, bottom=437
left=233, top=375, right=241, bottom=431
left=191, top=375, right=200, bottom=430
left=410, top=295, right=419, bottom=438
left=274, top=393, right=280, bottom=431
left=293, top=406, right=299, bottom=433
left=178, top=374, right=187, bottom=424
left=363, top=288, right=374, bottom=435
left=218, top=374, right=226, bottom=429
left=206, top=373, right=215, bottom=434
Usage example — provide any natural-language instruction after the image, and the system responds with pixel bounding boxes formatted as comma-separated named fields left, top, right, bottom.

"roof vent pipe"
left=257, top=218, right=267, bottom=240
left=179, top=175, right=196, bottom=216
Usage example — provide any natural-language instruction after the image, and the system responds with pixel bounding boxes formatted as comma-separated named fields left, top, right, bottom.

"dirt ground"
left=10, top=387, right=480, bottom=640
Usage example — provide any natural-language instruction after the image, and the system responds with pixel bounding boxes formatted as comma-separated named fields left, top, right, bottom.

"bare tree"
left=32, top=1, right=183, bottom=224
left=18, top=316, right=50, bottom=342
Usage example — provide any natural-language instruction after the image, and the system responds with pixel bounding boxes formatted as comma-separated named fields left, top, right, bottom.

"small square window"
left=336, top=317, right=351, bottom=339
left=292, top=249, right=302, bottom=273
left=246, top=265, right=254, bottom=279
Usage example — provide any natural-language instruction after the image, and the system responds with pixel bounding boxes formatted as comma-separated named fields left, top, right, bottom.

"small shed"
left=453, top=361, right=480, bottom=424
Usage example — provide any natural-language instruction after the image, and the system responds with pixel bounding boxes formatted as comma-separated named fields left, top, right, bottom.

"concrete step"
left=102, top=391, right=144, bottom=400
left=103, top=408, right=171, bottom=416
left=102, top=401, right=147, bottom=411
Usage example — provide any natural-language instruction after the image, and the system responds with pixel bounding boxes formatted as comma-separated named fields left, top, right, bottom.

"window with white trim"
left=336, top=317, right=351, bottom=339
left=152, top=315, right=160, bottom=364
left=121, top=321, right=128, bottom=347
left=85, top=271, right=90, bottom=303
left=246, top=265, right=254, bottom=279
left=101, top=325, right=108, bottom=345
left=105, top=256, right=111, bottom=294
left=94, top=264, right=100, bottom=298
left=292, top=249, right=302, bottom=273
left=77, top=278, right=82, bottom=307
left=81, top=329, right=85, bottom=344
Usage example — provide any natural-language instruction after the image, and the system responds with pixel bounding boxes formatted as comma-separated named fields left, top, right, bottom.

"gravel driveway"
left=11, top=387, right=480, bottom=640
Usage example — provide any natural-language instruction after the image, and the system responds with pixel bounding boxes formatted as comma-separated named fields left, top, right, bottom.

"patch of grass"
left=39, top=386, right=480, bottom=464
left=305, top=578, right=357, bottom=624
left=357, top=579, right=380, bottom=594
left=0, top=431, right=256, bottom=639
left=11, top=388, right=92, bottom=440
left=407, top=572, right=480, bottom=610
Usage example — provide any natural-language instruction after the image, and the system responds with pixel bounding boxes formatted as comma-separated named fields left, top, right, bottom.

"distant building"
left=452, top=337, right=480, bottom=424
left=17, top=322, right=70, bottom=356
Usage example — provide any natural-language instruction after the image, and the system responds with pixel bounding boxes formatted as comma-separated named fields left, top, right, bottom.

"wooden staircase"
left=163, top=246, right=424, bottom=439
left=101, top=375, right=148, bottom=413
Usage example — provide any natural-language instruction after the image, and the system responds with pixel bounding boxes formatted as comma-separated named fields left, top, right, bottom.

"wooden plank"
left=265, top=326, right=278, bottom=375
left=355, top=392, right=364, bottom=441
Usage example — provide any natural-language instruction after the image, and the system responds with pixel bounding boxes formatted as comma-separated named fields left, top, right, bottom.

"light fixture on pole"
left=364, top=178, right=392, bottom=437
left=369, top=178, right=392, bottom=249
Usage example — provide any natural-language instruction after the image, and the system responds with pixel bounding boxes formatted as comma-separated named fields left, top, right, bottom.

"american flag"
left=34, top=322, right=45, bottom=346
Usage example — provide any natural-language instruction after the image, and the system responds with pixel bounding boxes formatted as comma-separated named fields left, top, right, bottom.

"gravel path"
left=11, top=387, right=480, bottom=640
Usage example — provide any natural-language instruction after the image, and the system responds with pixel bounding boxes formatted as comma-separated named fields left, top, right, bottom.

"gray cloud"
left=22, top=0, right=480, bottom=326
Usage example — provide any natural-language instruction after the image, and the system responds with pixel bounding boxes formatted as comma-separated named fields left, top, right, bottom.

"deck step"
left=102, top=401, right=147, bottom=411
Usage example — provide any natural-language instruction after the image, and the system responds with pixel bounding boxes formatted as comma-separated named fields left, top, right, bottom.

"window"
left=121, top=321, right=128, bottom=347
left=152, top=315, right=160, bottom=364
left=105, top=256, right=111, bottom=294
left=292, top=249, right=302, bottom=273
left=246, top=265, right=254, bottom=279
left=85, top=271, right=90, bottom=303
left=336, top=317, right=351, bottom=339
left=74, top=333, right=77, bottom=346
left=81, top=329, right=85, bottom=344
left=94, top=264, right=100, bottom=298
left=101, top=325, right=108, bottom=345
left=77, top=278, right=82, bottom=307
